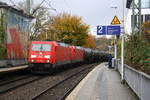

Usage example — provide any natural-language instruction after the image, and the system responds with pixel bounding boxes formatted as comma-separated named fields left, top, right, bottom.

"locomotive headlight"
left=44, top=55, right=50, bottom=58
left=31, top=60, right=34, bottom=62
left=47, top=60, right=50, bottom=62
left=31, top=55, right=36, bottom=58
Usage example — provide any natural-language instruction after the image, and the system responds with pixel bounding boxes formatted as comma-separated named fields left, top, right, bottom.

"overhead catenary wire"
left=31, top=0, right=46, bottom=15
left=44, top=0, right=57, bottom=12
left=9, top=0, right=21, bottom=8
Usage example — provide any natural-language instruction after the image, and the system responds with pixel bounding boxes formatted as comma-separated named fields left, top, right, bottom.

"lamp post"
left=121, top=0, right=125, bottom=82
left=111, top=6, right=118, bottom=15
left=27, top=0, right=31, bottom=15
left=111, top=6, right=118, bottom=60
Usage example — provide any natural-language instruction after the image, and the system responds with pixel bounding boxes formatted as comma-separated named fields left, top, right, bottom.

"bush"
left=125, top=34, right=150, bottom=74
left=0, top=44, right=7, bottom=59
left=0, top=14, right=7, bottom=59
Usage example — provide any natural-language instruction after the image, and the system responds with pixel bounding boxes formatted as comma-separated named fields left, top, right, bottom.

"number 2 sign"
left=97, top=26, right=107, bottom=35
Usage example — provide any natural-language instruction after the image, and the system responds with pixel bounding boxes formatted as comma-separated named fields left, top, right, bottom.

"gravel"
left=0, top=63, right=98, bottom=100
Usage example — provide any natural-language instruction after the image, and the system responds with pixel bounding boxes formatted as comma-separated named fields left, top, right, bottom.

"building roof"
left=0, top=1, right=34, bottom=19
left=126, top=0, right=132, bottom=8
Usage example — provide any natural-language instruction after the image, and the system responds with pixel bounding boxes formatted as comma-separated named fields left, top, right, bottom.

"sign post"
left=121, top=0, right=125, bottom=82
left=121, top=34, right=124, bottom=82
left=111, top=16, right=121, bottom=60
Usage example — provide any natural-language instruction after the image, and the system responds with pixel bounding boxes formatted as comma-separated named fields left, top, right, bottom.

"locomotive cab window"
left=32, top=44, right=51, bottom=51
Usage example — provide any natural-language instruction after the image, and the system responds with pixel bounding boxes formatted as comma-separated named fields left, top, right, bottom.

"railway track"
left=0, top=75, right=46, bottom=94
left=31, top=64, right=96, bottom=100
left=58, top=67, right=92, bottom=100
left=0, top=63, right=98, bottom=100
left=0, top=74, right=32, bottom=86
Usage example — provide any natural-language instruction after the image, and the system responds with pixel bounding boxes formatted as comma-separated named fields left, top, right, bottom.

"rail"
left=31, top=64, right=95, bottom=100
left=116, top=59, right=150, bottom=100
left=0, top=76, right=45, bottom=94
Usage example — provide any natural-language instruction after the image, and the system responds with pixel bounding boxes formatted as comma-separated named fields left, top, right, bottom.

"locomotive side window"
left=32, top=44, right=51, bottom=51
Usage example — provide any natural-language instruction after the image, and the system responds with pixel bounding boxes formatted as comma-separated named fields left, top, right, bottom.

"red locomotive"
left=28, top=41, right=84, bottom=73
left=28, top=41, right=109, bottom=73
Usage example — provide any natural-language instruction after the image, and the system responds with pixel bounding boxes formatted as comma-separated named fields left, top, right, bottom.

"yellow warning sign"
left=111, top=16, right=121, bottom=25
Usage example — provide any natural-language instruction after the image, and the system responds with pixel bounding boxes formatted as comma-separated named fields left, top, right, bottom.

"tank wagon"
left=0, top=2, right=33, bottom=68
left=28, top=41, right=109, bottom=73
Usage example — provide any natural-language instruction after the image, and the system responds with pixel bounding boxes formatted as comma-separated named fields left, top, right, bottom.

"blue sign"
left=97, top=25, right=120, bottom=35
left=107, top=26, right=120, bottom=35
left=97, top=25, right=107, bottom=35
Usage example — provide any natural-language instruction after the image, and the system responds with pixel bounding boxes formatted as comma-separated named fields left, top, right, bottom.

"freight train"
left=28, top=41, right=109, bottom=73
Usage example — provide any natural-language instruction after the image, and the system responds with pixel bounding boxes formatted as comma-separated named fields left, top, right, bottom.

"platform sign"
left=107, top=25, right=120, bottom=35
left=97, top=25, right=120, bottom=35
left=97, top=25, right=107, bottom=35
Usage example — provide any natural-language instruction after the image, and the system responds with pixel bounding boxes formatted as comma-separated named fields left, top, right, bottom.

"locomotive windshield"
left=32, top=44, right=51, bottom=51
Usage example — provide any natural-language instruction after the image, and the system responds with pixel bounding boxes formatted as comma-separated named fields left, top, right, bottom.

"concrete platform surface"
left=0, top=65, right=28, bottom=73
left=66, top=63, right=138, bottom=100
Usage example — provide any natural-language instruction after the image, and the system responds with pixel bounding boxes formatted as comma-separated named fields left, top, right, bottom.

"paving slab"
left=66, top=63, right=138, bottom=100
left=0, top=65, right=28, bottom=73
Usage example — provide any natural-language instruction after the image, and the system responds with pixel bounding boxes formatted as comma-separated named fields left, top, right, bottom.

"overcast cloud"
left=1, top=0, right=127, bottom=36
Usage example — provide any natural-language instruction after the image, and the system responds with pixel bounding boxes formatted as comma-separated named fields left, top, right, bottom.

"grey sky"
left=53, top=0, right=124, bottom=24
left=1, top=0, right=127, bottom=36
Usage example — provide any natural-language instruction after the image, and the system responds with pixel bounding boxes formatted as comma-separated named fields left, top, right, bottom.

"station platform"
left=66, top=63, right=138, bottom=100
left=0, top=65, right=28, bottom=73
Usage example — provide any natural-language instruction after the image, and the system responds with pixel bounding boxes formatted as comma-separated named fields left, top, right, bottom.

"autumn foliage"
left=96, top=37, right=112, bottom=51
left=37, top=13, right=96, bottom=48
left=118, top=21, right=150, bottom=75
left=142, top=21, right=150, bottom=41
left=83, top=34, right=96, bottom=48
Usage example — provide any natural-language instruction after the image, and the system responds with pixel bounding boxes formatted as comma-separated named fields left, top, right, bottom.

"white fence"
left=116, top=60, right=150, bottom=100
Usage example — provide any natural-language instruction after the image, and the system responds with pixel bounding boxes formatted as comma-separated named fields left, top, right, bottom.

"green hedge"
left=117, top=34, right=150, bottom=75
left=0, top=14, right=7, bottom=59
left=125, top=35, right=150, bottom=74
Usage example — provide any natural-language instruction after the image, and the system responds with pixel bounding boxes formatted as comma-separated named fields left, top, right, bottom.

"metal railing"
left=116, top=59, right=150, bottom=100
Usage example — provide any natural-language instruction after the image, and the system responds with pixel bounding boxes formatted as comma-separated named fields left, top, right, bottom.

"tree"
left=38, top=13, right=90, bottom=46
left=30, top=7, right=51, bottom=40
left=17, top=0, right=53, bottom=40
left=142, top=21, right=150, bottom=41
left=83, top=34, right=96, bottom=48
left=0, top=13, right=7, bottom=59
left=123, top=21, right=150, bottom=74
left=96, top=37, right=112, bottom=51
